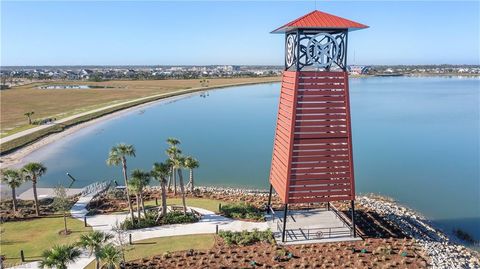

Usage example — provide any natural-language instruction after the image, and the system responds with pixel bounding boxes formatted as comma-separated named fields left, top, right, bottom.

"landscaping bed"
left=87, top=188, right=229, bottom=214
left=219, top=203, right=265, bottom=222
left=125, top=234, right=428, bottom=268
left=120, top=211, right=199, bottom=230
left=0, top=197, right=78, bottom=222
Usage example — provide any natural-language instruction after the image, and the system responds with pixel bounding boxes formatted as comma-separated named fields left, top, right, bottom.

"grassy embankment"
left=0, top=216, right=92, bottom=266
left=0, top=197, right=225, bottom=266
left=0, top=77, right=280, bottom=154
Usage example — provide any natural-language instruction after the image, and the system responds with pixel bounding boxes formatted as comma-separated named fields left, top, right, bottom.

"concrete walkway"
left=10, top=204, right=268, bottom=269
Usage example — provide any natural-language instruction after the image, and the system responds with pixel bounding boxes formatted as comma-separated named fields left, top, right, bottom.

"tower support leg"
left=351, top=200, right=356, bottom=238
left=266, top=184, right=273, bottom=213
left=282, top=204, right=288, bottom=242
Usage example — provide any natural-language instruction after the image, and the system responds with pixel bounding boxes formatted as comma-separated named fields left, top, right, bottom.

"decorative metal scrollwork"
left=284, top=30, right=347, bottom=71
left=285, top=34, right=296, bottom=68
left=307, top=33, right=339, bottom=69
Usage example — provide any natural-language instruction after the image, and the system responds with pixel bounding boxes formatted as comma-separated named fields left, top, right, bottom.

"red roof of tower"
left=271, top=10, right=368, bottom=33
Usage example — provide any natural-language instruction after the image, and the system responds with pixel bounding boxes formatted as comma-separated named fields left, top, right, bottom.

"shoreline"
left=137, top=185, right=480, bottom=267
left=0, top=79, right=279, bottom=168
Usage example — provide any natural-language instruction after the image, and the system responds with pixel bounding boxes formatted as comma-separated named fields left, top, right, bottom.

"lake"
left=13, top=76, right=480, bottom=241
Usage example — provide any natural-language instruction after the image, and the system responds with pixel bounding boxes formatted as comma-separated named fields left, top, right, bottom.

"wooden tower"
left=266, top=10, right=368, bottom=242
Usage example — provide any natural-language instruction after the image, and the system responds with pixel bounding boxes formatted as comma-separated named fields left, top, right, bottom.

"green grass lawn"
left=85, top=234, right=215, bottom=269
left=0, top=216, right=92, bottom=267
left=142, top=197, right=229, bottom=213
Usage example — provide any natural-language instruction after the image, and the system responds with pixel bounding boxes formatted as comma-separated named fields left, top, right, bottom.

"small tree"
left=111, top=221, right=127, bottom=263
left=0, top=168, right=23, bottom=212
left=22, top=162, right=47, bottom=216
left=184, top=156, right=199, bottom=193
left=78, top=231, right=114, bottom=269
left=151, top=161, right=171, bottom=217
left=166, top=138, right=181, bottom=194
left=172, top=155, right=187, bottom=215
left=52, top=185, right=71, bottom=235
left=99, top=244, right=122, bottom=269
left=128, top=169, right=150, bottom=218
left=106, top=144, right=136, bottom=222
left=24, top=111, right=34, bottom=125
left=40, top=244, right=81, bottom=269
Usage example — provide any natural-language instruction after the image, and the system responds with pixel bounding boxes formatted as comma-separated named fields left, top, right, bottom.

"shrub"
left=120, top=211, right=199, bottom=230
left=219, top=229, right=274, bottom=246
left=160, top=211, right=198, bottom=225
left=220, top=203, right=265, bottom=221
left=107, top=188, right=126, bottom=200
left=120, top=211, right=158, bottom=230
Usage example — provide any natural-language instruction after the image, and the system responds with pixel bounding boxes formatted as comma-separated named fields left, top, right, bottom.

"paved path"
left=0, top=79, right=278, bottom=145
left=0, top=89, right=189, bottom=144
left=10, top=203, right=268, bottom=269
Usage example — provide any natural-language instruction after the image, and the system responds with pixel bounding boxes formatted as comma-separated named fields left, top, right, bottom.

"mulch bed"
left=125, top=236, right=428, bottom=268
left=92, top=188, right=430, bottom=267
left=0, top=197, right=78, bottom=222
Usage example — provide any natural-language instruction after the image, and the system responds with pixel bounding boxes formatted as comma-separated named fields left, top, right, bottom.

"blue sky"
left=1, top=1, right=479, bottom=66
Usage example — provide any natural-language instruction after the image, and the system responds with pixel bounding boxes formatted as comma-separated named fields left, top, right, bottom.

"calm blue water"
left=15, top=76, right=480, bottom=241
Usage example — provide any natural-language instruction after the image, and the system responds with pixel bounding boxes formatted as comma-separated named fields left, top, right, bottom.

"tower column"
left=281, top=204, right=288, bottom=242
left=351, top=200, right=356, bottom=237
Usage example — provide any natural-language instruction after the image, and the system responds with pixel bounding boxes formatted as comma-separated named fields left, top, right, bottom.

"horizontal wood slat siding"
left=269, top=71, right=297, bottom=201
left=269, top=71, right=355, bottom=204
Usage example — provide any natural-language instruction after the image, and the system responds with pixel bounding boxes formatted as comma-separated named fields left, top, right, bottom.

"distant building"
left=348, top=65, right=370, bottom=75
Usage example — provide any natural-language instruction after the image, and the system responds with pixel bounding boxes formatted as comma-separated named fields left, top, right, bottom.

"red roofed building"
left=266, top=10, right=368, bottom=242
left=271, top=10, right=368, bottom=33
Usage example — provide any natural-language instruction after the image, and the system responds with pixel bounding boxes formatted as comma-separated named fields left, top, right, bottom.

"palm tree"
left=24, top=111, right=34, bottom=125
left=172, top=155, right=187, bottom=215
left=78, top=231, right=114, bottom=269
left=184, top=156, right=199, bottom=193
left=0, top=169, right=23, bottom=212
left=99, top=244, right=122, bottom=269
left=40, top=244, right=81, bottom=269
left=128, top=169, right=151, bottom=219
left=165, top=139, right=181, bottom=195
left=151, top=162, right=171, bottom=216
left=21, top=162, right=47, bottom=216
left=106, top=143, right=136, bottom=222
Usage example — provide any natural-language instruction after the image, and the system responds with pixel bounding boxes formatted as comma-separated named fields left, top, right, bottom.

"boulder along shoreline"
left=154, top=185, right=479, bottom=268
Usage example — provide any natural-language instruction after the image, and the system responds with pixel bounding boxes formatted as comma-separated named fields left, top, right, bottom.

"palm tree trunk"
left=32, top=179, right=40, bottom=216
left=11, top=187, right=17, bottom=212
left=122, top=159, right=135, bottom=222
left=161, top=179, right=167, bottom=216
left=190, top=169, right=194, bottom=193
left=63, top=212, right=68, bottom=234
left=95, top=257, right=100, bottom=269
left=136, top=194, right=141, bottom=220
left=177, top=169, right=187, bottom=215
left=173, top=168, right=177, bottom=196
left=167, top=174, right=171, bottom=192
left=141, top=192, right=146, bottom=216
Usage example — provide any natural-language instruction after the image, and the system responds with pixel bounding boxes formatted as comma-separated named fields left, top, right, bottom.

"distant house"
left=80, top=69, right=93, bottom=79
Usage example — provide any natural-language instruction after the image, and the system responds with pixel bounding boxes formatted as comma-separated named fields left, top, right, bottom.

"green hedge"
left=120, top=211, right=199, bottom=230
left=220, top=203, right=265, bottom=221
left=218, top=229, right=274, bottom=246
